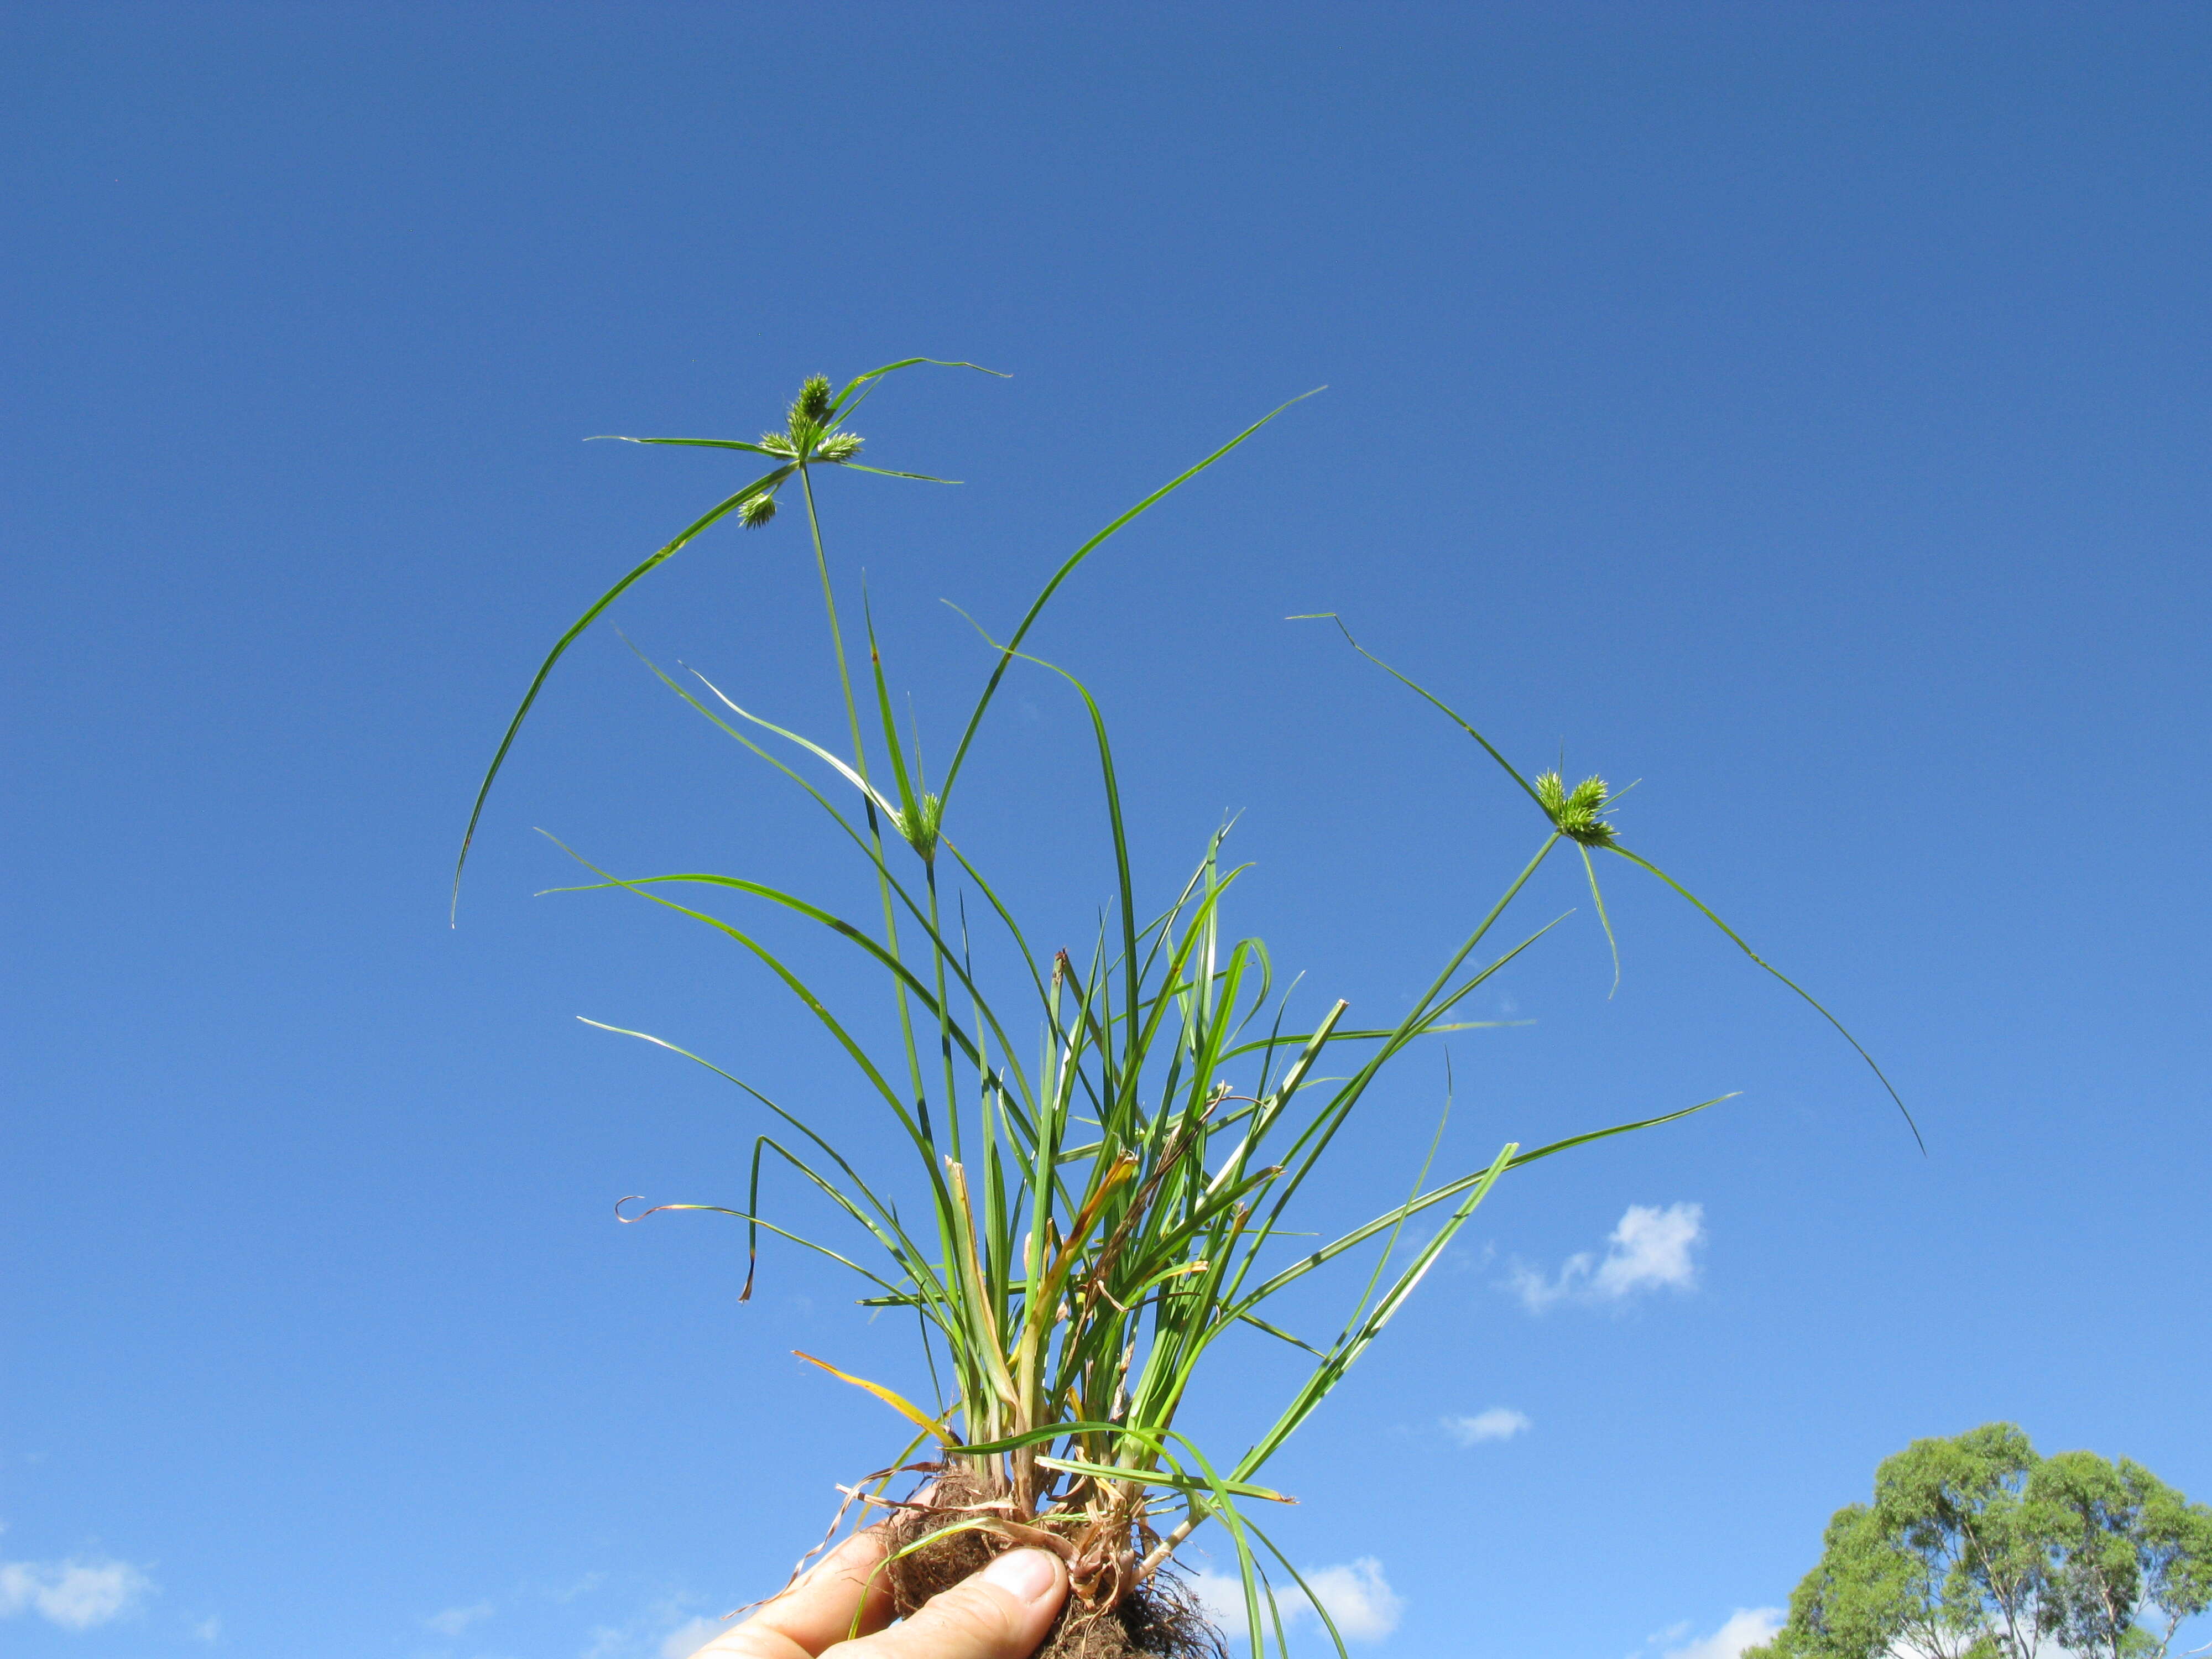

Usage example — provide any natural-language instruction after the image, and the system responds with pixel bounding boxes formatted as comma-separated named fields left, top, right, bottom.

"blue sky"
left=5, top=6, right=2209, bottom=1658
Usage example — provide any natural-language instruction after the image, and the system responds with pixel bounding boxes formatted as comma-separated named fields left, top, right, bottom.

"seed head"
left=785, top=374, right=836, bottom=448
left=757, top=431, right=798, bottom=458
left=892, top=792, right=945, bottom=863
left=1536, top=770, right=1617, bottom=846
left=738, top=490, right=779, bottom=529
left=816, top=431, right=864, bottom=463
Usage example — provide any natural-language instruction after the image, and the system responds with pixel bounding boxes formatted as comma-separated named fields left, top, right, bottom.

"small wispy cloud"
left=426, top=1599, right=495, bottom=1637
left=1444, top=1407, right=1531, bottom=1445
left=1661, top=1606, right=1783, bottom=1659
left=1294, top=1560, right=1403, bottom=1640
left=0, top=1556, right=154, bottom=1630
left=1191, top=1557, right=1402, bottom=1642
left=581, top=1590, right=709, bottom=1659
left=1506, top=1202, right=1704, bottom=1312
left=192, top=1614, right=222, bottom=1642
left=1446, top=1239, right=1499, bottom=1277
left=659, top=1614, right=722, bottom=1658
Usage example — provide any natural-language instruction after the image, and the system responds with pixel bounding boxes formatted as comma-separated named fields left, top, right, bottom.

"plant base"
left=881, top=1483, right=1223, bottom=1659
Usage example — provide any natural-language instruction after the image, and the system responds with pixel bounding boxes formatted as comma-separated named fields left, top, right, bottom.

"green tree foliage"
left=1747, top=1425, right=2212, bottom=1659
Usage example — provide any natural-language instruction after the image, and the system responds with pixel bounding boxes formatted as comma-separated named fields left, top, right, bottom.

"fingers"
left=828, top=1548, right=1067, bottom=1659
left=699, top=1528, right=898, bottom=1659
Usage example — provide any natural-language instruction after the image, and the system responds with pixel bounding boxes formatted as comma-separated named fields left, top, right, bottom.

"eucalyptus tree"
left=1747, top=1425, right=2212, bottom=1659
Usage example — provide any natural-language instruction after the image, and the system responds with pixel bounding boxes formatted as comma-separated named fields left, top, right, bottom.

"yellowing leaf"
left=793, top=1350, right=955, bottom=1443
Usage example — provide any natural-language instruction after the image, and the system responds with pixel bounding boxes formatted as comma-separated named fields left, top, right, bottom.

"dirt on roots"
left=880, top=1479, right=1223, bottom=1659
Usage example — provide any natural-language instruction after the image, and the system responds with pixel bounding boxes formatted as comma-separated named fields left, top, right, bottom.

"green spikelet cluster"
left=738, top=376, right=873, bottom=523
left=794, top=372, right=834, bottom=427
left=891, top=791, right=944, bottom=863
left=1536, top=770, right=1616, bottom=846
left=755, top=375, right=865, bottom=471
left=776, top=373, right=833, bottom=452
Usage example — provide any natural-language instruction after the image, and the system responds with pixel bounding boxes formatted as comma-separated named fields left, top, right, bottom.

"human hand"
left=692, top=1530, right=1068, bottom=1659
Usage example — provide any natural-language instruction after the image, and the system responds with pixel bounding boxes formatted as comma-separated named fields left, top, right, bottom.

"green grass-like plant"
left=457, top=362, right=1912, bottom=1658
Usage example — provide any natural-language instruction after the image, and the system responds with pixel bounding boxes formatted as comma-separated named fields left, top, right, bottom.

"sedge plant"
left=455, top=362, right=1913, bottom=1659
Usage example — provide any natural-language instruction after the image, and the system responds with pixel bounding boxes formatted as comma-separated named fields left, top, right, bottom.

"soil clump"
left=881, top=1478, right=1223, bottom=1659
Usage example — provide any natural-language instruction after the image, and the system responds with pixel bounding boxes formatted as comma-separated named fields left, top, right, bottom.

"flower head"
left=752, top=375, right=865, bottom=471
left=1536, top=770, right=1618, bottom=846
left=891, top=791, right=944, bottom=863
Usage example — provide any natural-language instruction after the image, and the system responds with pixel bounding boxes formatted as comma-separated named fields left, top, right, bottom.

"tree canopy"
left=1746, top=1423, right=2212, bottom=1659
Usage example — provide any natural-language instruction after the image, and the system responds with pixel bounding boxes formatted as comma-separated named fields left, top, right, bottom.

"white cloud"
left=581, top=1591, right=707, bottom=1659
left=0, top=1556, right=154, bottom=1630
left=1592, top=1203, right=1704, bottom=1298
left=1185, top=1571, right=1244, bottom=1629
left=1297, top=1560, right=1403, bottom=1641
left=1444, top=1407, right=1531, bottom=1445
left=659, top=1614, right=722, bottom=1658
left=1190, top=1557, right=1402, bottom=1643
left=193, top=1614, right=222, bottom=1641
left=1508, top=1202, right=1705, bottom=1311
left=427, top=1600, right=495, bottom=1637
left=1662, top=1606, right=1783, bottom=1659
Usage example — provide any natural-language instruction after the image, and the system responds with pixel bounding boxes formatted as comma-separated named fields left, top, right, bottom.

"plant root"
left=881, top=1477, right=1223, bottom=1659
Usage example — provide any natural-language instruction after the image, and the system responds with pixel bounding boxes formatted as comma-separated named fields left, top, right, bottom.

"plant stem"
left=799, top=462, right=933, bottom=1141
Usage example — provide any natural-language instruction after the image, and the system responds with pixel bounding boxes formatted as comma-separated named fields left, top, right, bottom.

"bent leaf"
left=452, top=465, right=790, bottom=920
left=793, top=1350, right=957, bottom=1444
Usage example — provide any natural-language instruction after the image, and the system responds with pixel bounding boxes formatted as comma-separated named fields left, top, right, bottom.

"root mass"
left=880, top=1477, right=1223, bottom=1659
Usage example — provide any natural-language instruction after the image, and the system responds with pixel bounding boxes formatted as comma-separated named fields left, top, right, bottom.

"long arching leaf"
left=451, top=465, right=790, bottom=920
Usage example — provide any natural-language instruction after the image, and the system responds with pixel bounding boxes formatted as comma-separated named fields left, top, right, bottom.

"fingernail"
left=980, top=1548, right=1060, bottom=1605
